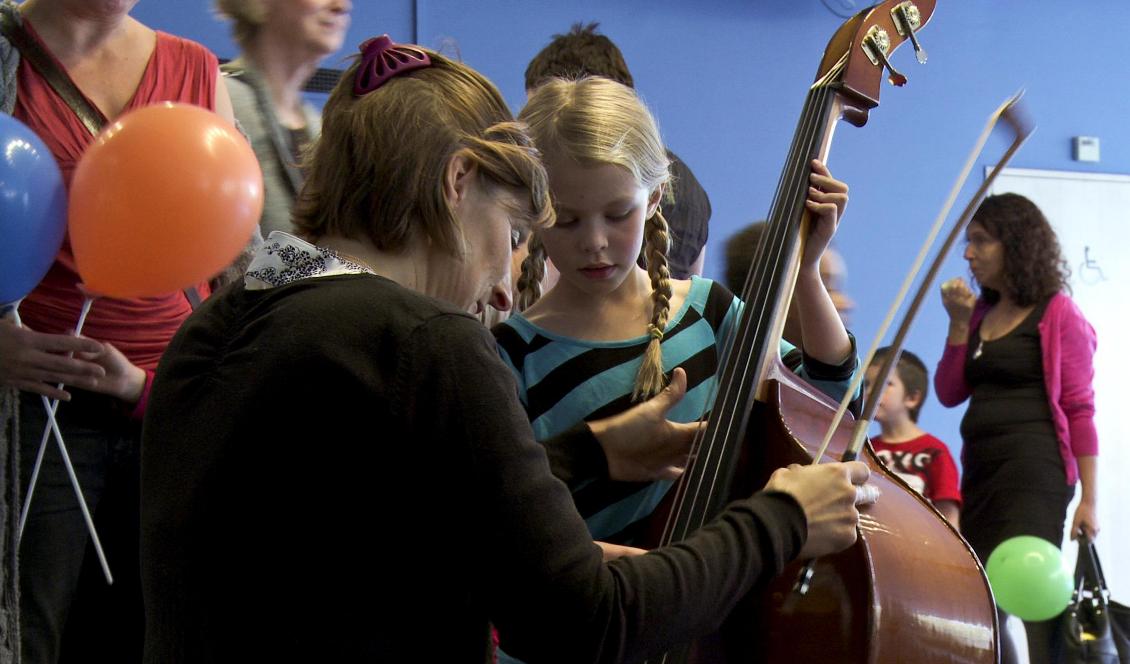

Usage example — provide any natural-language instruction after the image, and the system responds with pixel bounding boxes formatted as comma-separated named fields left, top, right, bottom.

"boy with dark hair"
left=524, top=22, right=711, bottom=279
left=524, top=22, right=633, bottom=90
left=867, top=347, right=962, bottom=527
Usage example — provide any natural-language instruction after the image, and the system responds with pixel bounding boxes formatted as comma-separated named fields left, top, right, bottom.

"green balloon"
left=986, top=536, right=1073, bottom=621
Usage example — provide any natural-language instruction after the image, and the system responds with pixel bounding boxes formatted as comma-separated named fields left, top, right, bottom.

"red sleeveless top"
left=14, top=23, right=218, bottom=370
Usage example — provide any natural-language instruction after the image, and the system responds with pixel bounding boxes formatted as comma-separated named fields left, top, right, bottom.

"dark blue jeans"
left=18, top=390, right=143, bottom=664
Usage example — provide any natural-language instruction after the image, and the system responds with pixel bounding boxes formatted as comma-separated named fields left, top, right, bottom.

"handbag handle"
left=1076, top=534, right=1110, bottom=600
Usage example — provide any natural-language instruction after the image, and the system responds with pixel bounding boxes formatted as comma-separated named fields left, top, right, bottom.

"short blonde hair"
left=293, top=47, right=552, bottom=259
left=214, top=0, right=267, bottom=49
left=518, top=77, right=672, bottom=400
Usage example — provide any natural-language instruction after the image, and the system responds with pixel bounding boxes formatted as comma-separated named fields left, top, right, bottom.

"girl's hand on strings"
left=802, top=159, right=849, bottom=270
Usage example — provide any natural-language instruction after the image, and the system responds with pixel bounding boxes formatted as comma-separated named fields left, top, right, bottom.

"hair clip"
left=353, top=35, right=432, bottom=97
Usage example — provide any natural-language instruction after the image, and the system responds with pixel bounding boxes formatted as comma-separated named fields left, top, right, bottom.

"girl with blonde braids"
left=493, top=77, right=861, bottom=547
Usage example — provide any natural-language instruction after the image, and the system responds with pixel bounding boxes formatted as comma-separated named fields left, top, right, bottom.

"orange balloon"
left=69, top=102, right=264, bottom=298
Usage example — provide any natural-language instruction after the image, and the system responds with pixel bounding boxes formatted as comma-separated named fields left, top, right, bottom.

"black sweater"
left=140, top=274, right=805, bottom=663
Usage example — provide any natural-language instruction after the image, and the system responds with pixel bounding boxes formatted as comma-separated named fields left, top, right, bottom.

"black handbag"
left=1057, top=536, right=1130, bottom=664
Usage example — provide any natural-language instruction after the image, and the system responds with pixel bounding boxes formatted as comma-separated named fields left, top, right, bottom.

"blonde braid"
left=516, top=233, right=547, bottom=312
left=632, top=208, right=673, bottom=401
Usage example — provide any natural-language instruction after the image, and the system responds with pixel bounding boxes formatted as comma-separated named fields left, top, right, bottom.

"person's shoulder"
left=339, top=275, right=467, bottom=314
left=300, top=278, right=497, bottom=371
left=914, top=431, right=953, bottom=453
left=153, top=30, right=218, bottom=69
left=491, top=312, right=532, bottom=343
left=220, top=63, right=252, bottom=89
left=276, top=275, right=470, bottom=333
left=218, top=57, right=255, bottom=91
left=491, top=312, right=558, bottom=372
left=666, top=148, right=707, bottom=198
left=499, top=297, right=581, bottom=345
left=869, top=437, right=902, bottom=456
left=220, top=71, right=259, bottom=122
left=687, top=276, right=737, bottom=319
left=1040, top=291, right=1097, bottom=345
left=684, top=275, right=723, bottom=300
left=0, top=1, right=18, bottom=36
left=1044, top=291, right=1086, bottom=321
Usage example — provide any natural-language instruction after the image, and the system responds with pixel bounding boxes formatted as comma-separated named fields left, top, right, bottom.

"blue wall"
left=133, top=0, right=1130, bottom=458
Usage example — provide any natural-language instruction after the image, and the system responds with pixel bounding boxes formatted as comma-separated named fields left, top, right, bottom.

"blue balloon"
left=0, top=114, right=66, bottom=306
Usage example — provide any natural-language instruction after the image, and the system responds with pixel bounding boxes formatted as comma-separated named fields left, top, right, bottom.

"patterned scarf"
left=245, top=231, right=374, bottom=291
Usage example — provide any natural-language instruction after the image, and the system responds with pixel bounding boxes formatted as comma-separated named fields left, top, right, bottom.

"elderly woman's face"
left=265, top=0, right=352, bottom=58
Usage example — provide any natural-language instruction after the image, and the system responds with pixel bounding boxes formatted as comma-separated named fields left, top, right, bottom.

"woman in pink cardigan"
left=937, top=193, right=1098, bottom=664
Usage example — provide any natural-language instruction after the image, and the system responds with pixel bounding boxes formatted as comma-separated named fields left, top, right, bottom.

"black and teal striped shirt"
left=493, top=277, right=857, bottom=541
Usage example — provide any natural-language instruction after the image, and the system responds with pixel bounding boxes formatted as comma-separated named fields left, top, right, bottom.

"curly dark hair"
left=971, top=193, right=1070, bottom=306
left=524, top=22, right=634, bottom=91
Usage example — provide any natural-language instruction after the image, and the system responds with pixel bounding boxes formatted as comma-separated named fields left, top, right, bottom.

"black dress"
left=959, top=297, right=1074, bottom=564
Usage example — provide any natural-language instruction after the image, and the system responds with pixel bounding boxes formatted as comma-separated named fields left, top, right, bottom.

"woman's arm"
left=934, top=343, right=971, bottom=407
left=934, top=278, right=978, bottom=407
left=1056, top=296, right=1100, bottom=539
left=1071, top=456, right=1098, bottom=540
left=214, top=68, right=235, bottom=125
left=1057, top=296, right=1099, bottom=457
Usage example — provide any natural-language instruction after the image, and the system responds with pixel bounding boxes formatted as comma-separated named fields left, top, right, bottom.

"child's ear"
left=904, top=389, right=924, bottom=411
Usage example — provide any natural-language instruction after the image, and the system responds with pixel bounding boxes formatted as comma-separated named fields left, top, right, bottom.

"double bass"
left=649, top=2, right=1000, bottom=661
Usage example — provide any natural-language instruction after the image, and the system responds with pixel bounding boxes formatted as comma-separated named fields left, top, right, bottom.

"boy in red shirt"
left=867, top=347, right=962, bottom=527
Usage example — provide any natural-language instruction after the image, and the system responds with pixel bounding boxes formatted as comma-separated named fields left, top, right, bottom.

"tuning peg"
left=863, top=30, right=908, bottom=87
left=893, top=2, right=928, bottom=64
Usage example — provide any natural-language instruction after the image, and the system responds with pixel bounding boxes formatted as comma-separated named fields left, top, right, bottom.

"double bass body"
left=711, top=364, right=999, bottom=663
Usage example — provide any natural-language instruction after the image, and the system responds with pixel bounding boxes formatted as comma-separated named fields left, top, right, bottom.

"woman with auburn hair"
left=937, top=192, right=1099, bottom=664
left=140, top=37, right=874, bottom=663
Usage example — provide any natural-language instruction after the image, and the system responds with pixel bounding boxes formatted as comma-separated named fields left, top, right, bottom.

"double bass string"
left=650, top=76, right=845, bottom=664
left=668, top=79, right=837, bottom=541
left=659, top=65, right=846, bottom=544
left=650, top=72, right=842, bottom=664
left=662, top=85, right=821, bottom=540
